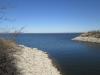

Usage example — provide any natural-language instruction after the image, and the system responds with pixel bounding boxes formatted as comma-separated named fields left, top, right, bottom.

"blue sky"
left=0, top=0, right=100, bottom=33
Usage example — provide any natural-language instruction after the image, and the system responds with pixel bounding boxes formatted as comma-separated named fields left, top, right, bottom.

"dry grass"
left=0, top=39, right=20, bottom=75
left=0, top=39, right=16, bottom=49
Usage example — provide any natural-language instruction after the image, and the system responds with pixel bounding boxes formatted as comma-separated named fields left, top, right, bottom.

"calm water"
left=1, top=33, right=100, bottom=75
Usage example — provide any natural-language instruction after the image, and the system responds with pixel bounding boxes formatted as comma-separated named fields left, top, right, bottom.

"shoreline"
left=0, top=44, right=61, bottom=75
left=16, top=45, right=61, bottom=75
left=72, top=36, right=100, bottom=43
left=48, top=53, right=62, bottom=74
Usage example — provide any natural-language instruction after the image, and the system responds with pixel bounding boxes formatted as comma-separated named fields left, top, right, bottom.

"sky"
left=0, top=0, right=100, bottom=33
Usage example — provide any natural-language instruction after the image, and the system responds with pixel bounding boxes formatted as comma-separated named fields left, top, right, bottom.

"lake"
left=1, top=33, right=100, bottom=75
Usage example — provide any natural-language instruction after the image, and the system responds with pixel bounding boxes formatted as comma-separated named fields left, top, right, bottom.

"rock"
left=72, top=33, right=100, bottom=43
left=0, top=44, right=61, bottom=75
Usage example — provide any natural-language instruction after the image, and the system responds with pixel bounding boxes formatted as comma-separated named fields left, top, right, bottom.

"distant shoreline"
left=72, top=32, right=100, bottom=43
left=0, top=32, right=82, bottom=34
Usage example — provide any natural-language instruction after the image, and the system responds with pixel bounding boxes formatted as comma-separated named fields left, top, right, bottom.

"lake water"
left=1, top=33, right=100, bottom=75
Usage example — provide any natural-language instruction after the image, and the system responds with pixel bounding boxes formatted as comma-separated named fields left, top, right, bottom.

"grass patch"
left=0, top=39, right=20, bottom=75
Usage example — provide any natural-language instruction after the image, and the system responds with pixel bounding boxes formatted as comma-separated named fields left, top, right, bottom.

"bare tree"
left=11, top=26, right=25, bottom=42
left=0, top=5, right=7, bottom=21
left=0, top=5, right=25, bottom=43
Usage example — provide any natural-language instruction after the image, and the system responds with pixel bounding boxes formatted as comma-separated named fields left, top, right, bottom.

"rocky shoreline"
left=72, top=32, right=100, bottom=43
left=0, top=43, right=61, bottom=75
